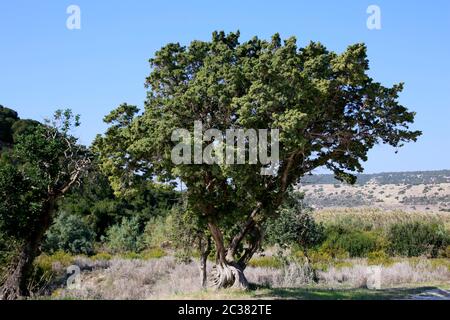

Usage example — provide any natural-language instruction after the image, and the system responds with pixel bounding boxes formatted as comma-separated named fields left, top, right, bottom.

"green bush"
left=43, top=212, right=96, bottom=255
left=248, top=256, right=283, bottom=269
left=117, top=248, right=167, bottom=260
left=35, top=251, right=75, bottom=271
left=142, top=214, right=173, bottom=249
left=388, top=222, right=449, bottom=257
left=143, top=207, right=208, bottom=262
left=105, top=216, right=143, bottom=253
left=265, top=192, right=325, bottom=253
left=141, top=247, right=167, bottom=260
left=320, top=225, right=387, bottom=258
left=367, top=250, right=393, bottom=266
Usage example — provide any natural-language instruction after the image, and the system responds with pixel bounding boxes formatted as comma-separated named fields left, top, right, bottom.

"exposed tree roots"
left=210, top=263, right=249, bottom=290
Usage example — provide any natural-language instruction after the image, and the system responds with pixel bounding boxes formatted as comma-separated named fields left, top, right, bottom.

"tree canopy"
left=0, top=109, right=90, bottom=299
left=95, top=31, right=420, bottom=288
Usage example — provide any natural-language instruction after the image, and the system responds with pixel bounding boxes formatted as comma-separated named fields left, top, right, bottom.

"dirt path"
left=409, top=288, right=450, bottom=300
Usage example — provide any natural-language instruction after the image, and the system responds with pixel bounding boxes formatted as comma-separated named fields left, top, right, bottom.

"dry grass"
left=314, top=208, right=450, bottom=231
left=318, top=259, right=450, bottom=288
left=49, top=255, right=450, bottom=300
left=53, top=257, right=204, bottom=300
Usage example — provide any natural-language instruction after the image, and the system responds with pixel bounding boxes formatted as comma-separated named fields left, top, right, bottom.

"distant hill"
left=299, top=170, right=450, bottom=212
left=301, top=170, right=450, bottom=186
left=0, top=105, right=39, bottom=150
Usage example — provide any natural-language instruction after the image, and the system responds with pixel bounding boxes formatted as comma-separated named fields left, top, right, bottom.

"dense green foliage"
left=314, top=219, right=449, bottom=259
left=104, top=216, right=144, bottom=253
left=58, top=170, right=179, bottom=240
left=0, top=105, right=39, bottom=152
left=0, top=109, right=92, bottom=299
left=265, top=192, right=325, bottom=253
left=388, top=222, right=449, bottom=257
left=43, top=212, right=95, bottom=255
left=0, top=106, right=18, bottom=145
left=320, top=226, right=386, bottom=258
left=0, top=110, right=88, bottom=239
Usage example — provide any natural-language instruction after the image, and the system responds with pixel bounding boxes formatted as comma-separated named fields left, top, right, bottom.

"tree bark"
left=210, top=262, right=249, bottom=290
left=226, top=204, right=261, bottom=262
left=0, top=198, right=55, bottom=300
left=199, top=236, right=212, bottom=289
left=207, top=217, right=250, bottom=290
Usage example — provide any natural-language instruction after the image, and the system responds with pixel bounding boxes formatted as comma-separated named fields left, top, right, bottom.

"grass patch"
left=141, top=248, right=167, bottom=260
left=119, top=248, right=167, bottom=260
left=248, top=256, right=283, bottom=269
left=367, top=250, right=394, bottom=266
left=35, top=251, right=75, bottom=271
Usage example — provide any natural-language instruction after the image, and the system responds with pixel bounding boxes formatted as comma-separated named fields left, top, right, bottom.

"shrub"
left=320, top=225, right=387, bottom=258
left=142, top=215, right=172, bottom=249
left=388, top=222, right=449, bottom=257
left=43, top=212, right=96, bottom=255
left=141, top=248, right=167, bottom=260
left=35, top=251, right=75, bottom=271
left=248, top=256, right=283, bottom=269
left=26, top=251, right=76, bottom=295
left=430, top=258, right=450, bottom=272
left=119, top=252, right=142, bottom=260
left=265, top=193, right=325, bottom=255
left=118, top=248, right=167, bottom=261
left=143, top=207, right=209, bottom=263
left=307, top=250, right=335, bottom=271
left=105, top=216, right=143, bottom=253
left=367, top=250, right=393, bottom=266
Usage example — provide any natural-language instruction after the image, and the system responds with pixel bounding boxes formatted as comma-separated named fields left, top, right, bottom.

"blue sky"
left=1, top=0, right=449, bottom=173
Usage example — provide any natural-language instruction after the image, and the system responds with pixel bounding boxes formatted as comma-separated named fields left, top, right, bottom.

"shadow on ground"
left=250, top=286, right=445, bottom=300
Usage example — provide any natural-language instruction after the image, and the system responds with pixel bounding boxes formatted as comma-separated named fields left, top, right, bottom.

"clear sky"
left=1, top=0, right=449, bottom=173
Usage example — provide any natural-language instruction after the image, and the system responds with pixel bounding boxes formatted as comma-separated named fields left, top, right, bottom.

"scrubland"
left=24, top=208, right=449, bottom=300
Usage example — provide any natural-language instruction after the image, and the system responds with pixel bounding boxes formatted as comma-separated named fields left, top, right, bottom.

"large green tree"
left=0, top=109, right=90, bottom=300
left=95, top=31, right=421, bottom=289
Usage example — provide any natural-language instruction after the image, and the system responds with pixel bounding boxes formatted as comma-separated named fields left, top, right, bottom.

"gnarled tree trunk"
left=0, top=198, right=55, bottom=300
left=1, top=240, right=38, bottom=300
left=207, top=216, right=264, bottom=290
left=210, top=261, right=249, bottom=290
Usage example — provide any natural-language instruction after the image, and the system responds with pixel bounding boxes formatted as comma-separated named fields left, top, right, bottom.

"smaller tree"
left=43, top=211, right=95, bottom=255
left=104, top=216, right=143, bottom=253
left=144, top=204, right=212, bottom=288
left=0, top=109, right=90, bottom=300
left=266, top=191, right=324, bottom=280
left=168, top=206, right=211, bottom=288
